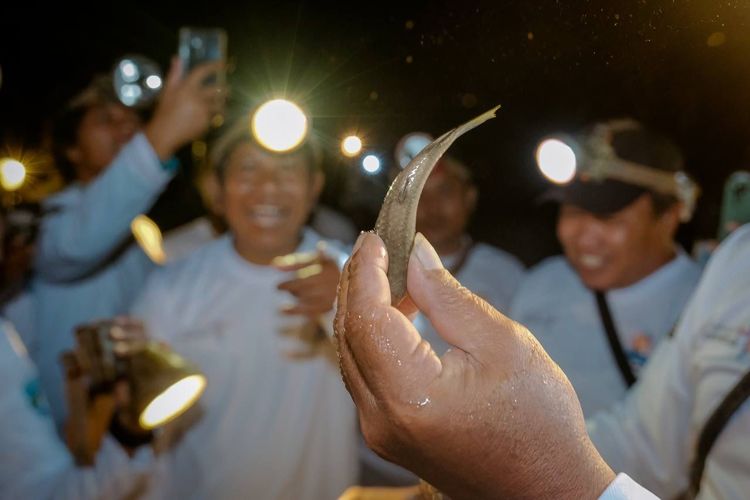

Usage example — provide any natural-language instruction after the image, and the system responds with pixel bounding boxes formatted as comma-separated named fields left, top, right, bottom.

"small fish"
left=374, top=105, right=500, bottom=305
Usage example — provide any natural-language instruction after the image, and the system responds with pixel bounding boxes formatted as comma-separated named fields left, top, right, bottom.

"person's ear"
left=658, top=202, right=682, bottom=239
left=65, top=145, right=82, bottom=167
left=466, top=185, right=478, bottom=213
left=308, top=170, right=324, bottom=204
left=198, top=170, right=222, bottom=216
left=213, top=178, right=227, bottom=216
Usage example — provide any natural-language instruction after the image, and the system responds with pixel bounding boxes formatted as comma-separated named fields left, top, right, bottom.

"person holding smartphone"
left=31, top=54, right=224, bottom=430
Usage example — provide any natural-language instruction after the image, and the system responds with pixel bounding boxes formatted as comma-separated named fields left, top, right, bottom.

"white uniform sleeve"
left=587, top=225, right=750, bottom=499
left=0, top=324, right=153, bottom=500
left=35, top=133, right=173, bottom=282
left=598, top=474, right=660, bottom=500
left=587, top=333, right=693, bottom=497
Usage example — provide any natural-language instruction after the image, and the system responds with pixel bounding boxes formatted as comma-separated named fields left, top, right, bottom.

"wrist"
left=144, top=119, right=179, bottom=161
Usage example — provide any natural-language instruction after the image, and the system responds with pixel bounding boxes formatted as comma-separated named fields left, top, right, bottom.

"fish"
left=374, top=105, right=500, bottom=305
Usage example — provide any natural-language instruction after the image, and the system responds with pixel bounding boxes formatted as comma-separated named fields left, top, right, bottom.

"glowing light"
left=341, top=135, right=363, bottom=157
left=535, top=139, right=577, bottom=184
left=251, top=99, right=308, bottom=152
left=139, top=375, right=206, bottom=429
left=119, top=59, right=139, bottom=83
left=395, top=132, right=433, bottom=169
left=145, top=75, right=162, bottom=89
left=131, top=215, right=166, bottom=264
left=362, top=154, right=381, bottom=174
left=119, top=84, right=142, bottom=106
left=0, top=158, right=27, bottom=191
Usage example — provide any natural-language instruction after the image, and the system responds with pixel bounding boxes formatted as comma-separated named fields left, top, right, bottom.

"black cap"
left=542, top=120, right=683, bottom=215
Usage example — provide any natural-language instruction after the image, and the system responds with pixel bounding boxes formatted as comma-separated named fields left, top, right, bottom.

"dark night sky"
left=2, top=1, right=750, bottom=264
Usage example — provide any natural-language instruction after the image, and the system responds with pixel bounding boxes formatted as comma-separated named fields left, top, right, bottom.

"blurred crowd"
left=0, top=32, right=749, bottom=500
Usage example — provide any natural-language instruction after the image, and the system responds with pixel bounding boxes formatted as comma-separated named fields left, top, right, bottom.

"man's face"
left=218, top=142, right=322, bottom=262
left=66, top=103, right=141, bottom=182
left=556, top=194, right=678, bottom=290
left=416, top=169, right=477, bottom=254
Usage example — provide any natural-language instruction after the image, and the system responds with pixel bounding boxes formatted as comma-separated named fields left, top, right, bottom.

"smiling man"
left=131, top=118, right=357, bottom=499
left=509, top=120, right=702, bottom=416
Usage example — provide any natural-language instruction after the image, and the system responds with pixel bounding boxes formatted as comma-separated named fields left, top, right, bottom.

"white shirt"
left=30, top=133, right=174, bottom=427
left=509, top=250, right=701, bottom=416
left=599, top=474, right=659, bottom=499
left=132, top=229, right=358, bottom=500
left=161, top=216, right=218, bottom=263
left=0, top=320, right=153, bottom=499
left=414, top=240, right=525, bottom=354
left=589, top=225, right=750, bottom=500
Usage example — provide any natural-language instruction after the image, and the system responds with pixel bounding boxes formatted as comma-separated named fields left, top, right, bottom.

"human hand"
left=335, top=232, right=614, bottom=500
left=61, top=351, right=116, bottom=465
left=274, top=246, right=341, bottom=319
left=145, top=57, right=225, bottom=160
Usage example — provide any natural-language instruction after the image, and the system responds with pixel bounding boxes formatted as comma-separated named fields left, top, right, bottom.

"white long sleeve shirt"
left=132, top=229, right=358, bottom=500
left=510, top=250, right=701, bottom=416
left=599, top=474, right=659, bottom=499
left=588, top=225, right=750, bottom=499
left=31, top=133, right=174, bottom=427
left=0, top=320, right=153, bottom=499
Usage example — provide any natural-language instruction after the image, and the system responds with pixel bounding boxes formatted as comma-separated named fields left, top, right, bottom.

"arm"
left=36, top=60, right=225, bottom=283
left=35, top=134, right=173, bottom=282
left=588, top=225, right=750, bottom=498
left=0, top=324, right=153, bottom=500
left=587, top=334, right=693, bottom=498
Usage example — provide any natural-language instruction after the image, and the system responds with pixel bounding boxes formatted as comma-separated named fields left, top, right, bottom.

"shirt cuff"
left=599, top=473, right=660, bottom=500
left=126, top=133, right=177, bottom=186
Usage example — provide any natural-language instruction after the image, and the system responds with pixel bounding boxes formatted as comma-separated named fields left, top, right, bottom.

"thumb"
left=407, top=233, right=512, bottom=359
left=163, top=56, right=183, bottom=92
left=341, top=232, right=441, bottom=403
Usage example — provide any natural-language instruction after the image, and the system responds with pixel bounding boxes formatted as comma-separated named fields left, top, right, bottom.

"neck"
left=642, top=245, right=677, bottom=277
left=74, top=166, right=101, bottom=185
left=232, top=235, right=301, bottom=266
left=616, top=245, right=677, bottom=289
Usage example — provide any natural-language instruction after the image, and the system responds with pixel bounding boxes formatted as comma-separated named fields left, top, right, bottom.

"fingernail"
left=352, top=231, right=368, bottom=254
left=414, top=233, right=443, bottom=270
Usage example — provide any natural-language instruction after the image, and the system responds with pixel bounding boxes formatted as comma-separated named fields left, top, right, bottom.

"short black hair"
left=210, top=117, right=322, bottom=181
left=49, top=75, right=120, bottom=183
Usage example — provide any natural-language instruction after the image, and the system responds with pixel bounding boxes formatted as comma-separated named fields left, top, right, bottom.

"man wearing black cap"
left=509, top=119, right=702, bottom=416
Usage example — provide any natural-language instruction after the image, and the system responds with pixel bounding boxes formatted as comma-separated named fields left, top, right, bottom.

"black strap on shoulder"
left=593, top=291, right=637, bottom=388
left=684, top=368, right=750, bottom=499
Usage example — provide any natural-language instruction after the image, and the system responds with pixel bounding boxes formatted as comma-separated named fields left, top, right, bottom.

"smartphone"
left=178, top=27, right=227, bottom=85
left=718, top=171, right=750, bottom=240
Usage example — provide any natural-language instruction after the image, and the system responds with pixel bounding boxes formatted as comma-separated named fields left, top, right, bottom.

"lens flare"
left=341, top=135, right=363, bottom=157
left=131, top=215, right=166, bottom=264
left=362, top=154, right=381, bottom=174
left=0, top=158, right=27, bottom=191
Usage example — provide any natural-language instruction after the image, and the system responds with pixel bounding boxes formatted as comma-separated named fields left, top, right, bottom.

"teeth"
left=252, top=205, right=282, bottom=217
left=580, top=254, right=604, bottom=269
left=250, top=205, right=284, bottom=228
